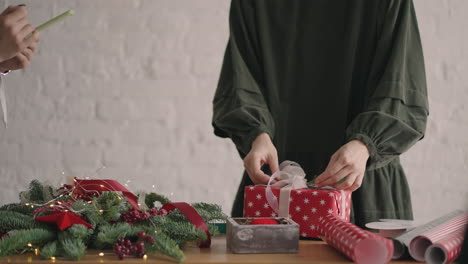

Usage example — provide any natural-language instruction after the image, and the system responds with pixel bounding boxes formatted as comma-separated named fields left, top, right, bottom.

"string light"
left=50, top=256, right=56, bottom=261
left=98, top=252, right=104, bottom=257
left=34, top=248, right=39, bottom=255
left=143, top=254, right=148, bottom=260
left=27, top=243, right=32, bottom=247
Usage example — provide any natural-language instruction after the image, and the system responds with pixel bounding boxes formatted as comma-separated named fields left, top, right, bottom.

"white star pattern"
left=256, top=194, right=262, bottom=200
left=297, top=190, right=302, bottom=194
left=289, top=197, right=294, bottom=202
left=295, top=206, right=301, bottom=212
left=328, top=192, right=334, bottom=197
left=312, top=191, right=318, bottom=196
left=303, top=215, right=309, bottom=221
left=263, top=203, right=269, bottom=209
left=255, top=211, right=261, bottom=216
left=248, top=202, right=253, bottom=207
left=249, top=186, right=255, bottom=190
left=301, top=232, right=307, bottom=237
left=271, top=212, right=277, bottom=217
left=319, top=216, right=324, bottom=221
left=310, top=225, right=316, bottom=230
left=320, top=199, right=326, bottom=205
left=328, top=209, right=333, bottom=214
left=311, top=207, right=317, bottom=213
left=304, top=198, right=309, bottom=204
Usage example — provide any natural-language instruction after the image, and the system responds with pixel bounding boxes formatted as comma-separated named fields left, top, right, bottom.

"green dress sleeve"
left=212, top=0, right=275, bottom=156
left=346, top=0, right=429, bottom=170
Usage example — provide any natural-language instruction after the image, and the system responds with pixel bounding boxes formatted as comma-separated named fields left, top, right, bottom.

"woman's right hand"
left=243, top=133, right=279, bottom=184
left=0, top=5, right=37, bottom=62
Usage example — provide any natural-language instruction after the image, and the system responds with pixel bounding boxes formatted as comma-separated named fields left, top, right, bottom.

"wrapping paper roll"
left=409, top=212, right=468, bottom=261
left=425, top=229, right=467, bottom=264
left=317, top=214, right=394, bottom=264
left=392, top=210, right=465, bottom=259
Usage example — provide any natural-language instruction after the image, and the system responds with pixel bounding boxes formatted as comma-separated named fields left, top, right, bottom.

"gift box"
left=243, top=185, right=351, bottom=238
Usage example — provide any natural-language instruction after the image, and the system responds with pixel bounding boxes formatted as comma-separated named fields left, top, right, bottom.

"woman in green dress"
left=212, top=0, right=429, bottom=227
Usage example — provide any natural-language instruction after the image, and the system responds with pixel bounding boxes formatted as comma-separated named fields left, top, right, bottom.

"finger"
left=268, top=153, right=279, bottom=174
left=317, top=165, right=352, bottom=187
left=4, top=6, right=27, bottom=22
left=244, top=154, right=271, bottom=185
left=333, top=172, right=358, bottom=190
left=20, top=47, right=33, bottom=61
left=19, top=23, right=35, bottom=40
left=347, top=174, right=364, bottom=192
left=315, top=155, right=344, bottom=184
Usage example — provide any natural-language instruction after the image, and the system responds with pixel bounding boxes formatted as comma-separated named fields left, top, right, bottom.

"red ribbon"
left=162, top=202, right=211, bottom=248
left=71, top=178, right=140, bottom=210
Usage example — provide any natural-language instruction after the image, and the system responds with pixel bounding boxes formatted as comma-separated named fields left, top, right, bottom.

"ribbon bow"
left=265, top=161, right=308, bottom=218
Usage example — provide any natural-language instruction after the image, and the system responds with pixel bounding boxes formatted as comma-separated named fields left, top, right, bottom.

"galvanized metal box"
left=226, top=217, right=299, bottom=254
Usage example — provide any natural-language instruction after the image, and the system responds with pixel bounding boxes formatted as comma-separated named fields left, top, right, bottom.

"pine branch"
left=145, top=192, right=171, bottom=208
left=0, top=211, right=49, bottom=233
left=146, top=232, right=185, bottom=263
left=0, top=203, right=35, bottom=216
left=60, top=239, right=86, bottom=260
left=40, top=240, right=58, bottom=259
left=0, top=229, right=55, bottom=257
left=93, top=223, right=139, bottom=249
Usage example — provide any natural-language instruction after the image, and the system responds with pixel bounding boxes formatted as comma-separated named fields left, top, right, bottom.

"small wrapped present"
left=243, top=161, right=351, bottom=238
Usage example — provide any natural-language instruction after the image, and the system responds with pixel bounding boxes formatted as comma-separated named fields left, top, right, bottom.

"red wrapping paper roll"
left=409, top=213, right=468, bottom=261
left=317, top=214, right=394, bottom=264
left=424, top=229, right=467, bottom=264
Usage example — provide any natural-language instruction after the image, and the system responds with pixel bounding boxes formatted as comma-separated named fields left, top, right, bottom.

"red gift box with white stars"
left=243, top=185, right=352, bottom=238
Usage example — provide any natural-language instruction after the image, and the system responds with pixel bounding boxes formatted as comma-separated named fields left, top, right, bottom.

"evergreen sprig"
left=94, top=223, right=139, bottom=249
left=0, top=211, right=49, bottom=233
left=0, top=228, right=55, bottom=257
left=0, top=203, right=35, bottom=216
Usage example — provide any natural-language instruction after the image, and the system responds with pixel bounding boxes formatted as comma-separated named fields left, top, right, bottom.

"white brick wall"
left=0, top=0, right=466, bottom=224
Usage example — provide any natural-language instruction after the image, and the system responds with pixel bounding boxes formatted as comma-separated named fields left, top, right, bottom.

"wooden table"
left=2, top=235, right=421, bottom=264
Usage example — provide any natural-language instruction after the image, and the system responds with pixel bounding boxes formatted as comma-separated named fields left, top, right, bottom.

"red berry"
left=145, top=236, right=155, bottom=243
left=138, top=231, right=146, bottom=239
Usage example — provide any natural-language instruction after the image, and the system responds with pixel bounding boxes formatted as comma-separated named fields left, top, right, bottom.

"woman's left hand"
left=314, top=140, right=370, bottom=191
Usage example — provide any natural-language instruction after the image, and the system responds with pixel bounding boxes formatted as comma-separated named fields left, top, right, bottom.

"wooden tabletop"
left=2, top=235, right=421, bottom=264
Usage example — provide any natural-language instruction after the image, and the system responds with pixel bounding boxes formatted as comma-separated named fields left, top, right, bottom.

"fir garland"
left=0, top=180, right=226, bottom=262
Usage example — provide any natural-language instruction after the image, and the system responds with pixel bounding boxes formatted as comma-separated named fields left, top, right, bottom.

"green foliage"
left=60, top=239, right=86, bottom=260
left=145, top=192, right=171, bottom=208
left=0, top=203, right=35, bottom=216
left=93, top=192, right=128, bottom=222
left=1, top=180, right=225, bottom=262
left=146, top=232, right=185, bottom=263
left=0, top=211, right=48, bottom=233
left=0, top=228, right=55, bottom=257
left=19, top=180, right=56, bottom=204
left=71, top=200, right=103, bottom=227
left=94, top=223, right=139, bottom=249
left=166, top=203, right=226, bottom=224
left=40, top=241, right=58, bottom=259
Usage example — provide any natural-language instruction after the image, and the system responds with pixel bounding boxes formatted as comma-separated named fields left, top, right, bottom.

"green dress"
left=212, top=0, right=429, bottom=227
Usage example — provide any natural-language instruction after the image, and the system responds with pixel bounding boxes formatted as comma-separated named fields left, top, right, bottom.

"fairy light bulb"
left=50, top=256, right=56, bottom=261
left=27, top=243, right=32, bottom=247
left=98, top=252, right=104, bottom=257
left=34, top=248, right=39, bottom=255
left=143, top=254, right=148, bottom=260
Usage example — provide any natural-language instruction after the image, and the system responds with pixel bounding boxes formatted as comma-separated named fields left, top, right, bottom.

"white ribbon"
left=0, top=75, right=7, bottom=127
left=265, top=161, right=308, bottom=217
left=265, top=160, right=347, bottom=219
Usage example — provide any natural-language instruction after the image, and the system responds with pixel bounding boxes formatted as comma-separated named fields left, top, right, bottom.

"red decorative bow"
left=162, top=202, right=211, bottom=248
left=66, top=178, right=140, bottom=210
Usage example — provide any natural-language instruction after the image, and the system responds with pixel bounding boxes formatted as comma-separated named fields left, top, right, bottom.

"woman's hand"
left=243, top=133, right=279, bottom=184
left=0, top=5, right=37, bottom=62
left=314, top=140, right=370, bottom=191
left=0, top=38, right=39, bottom=72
